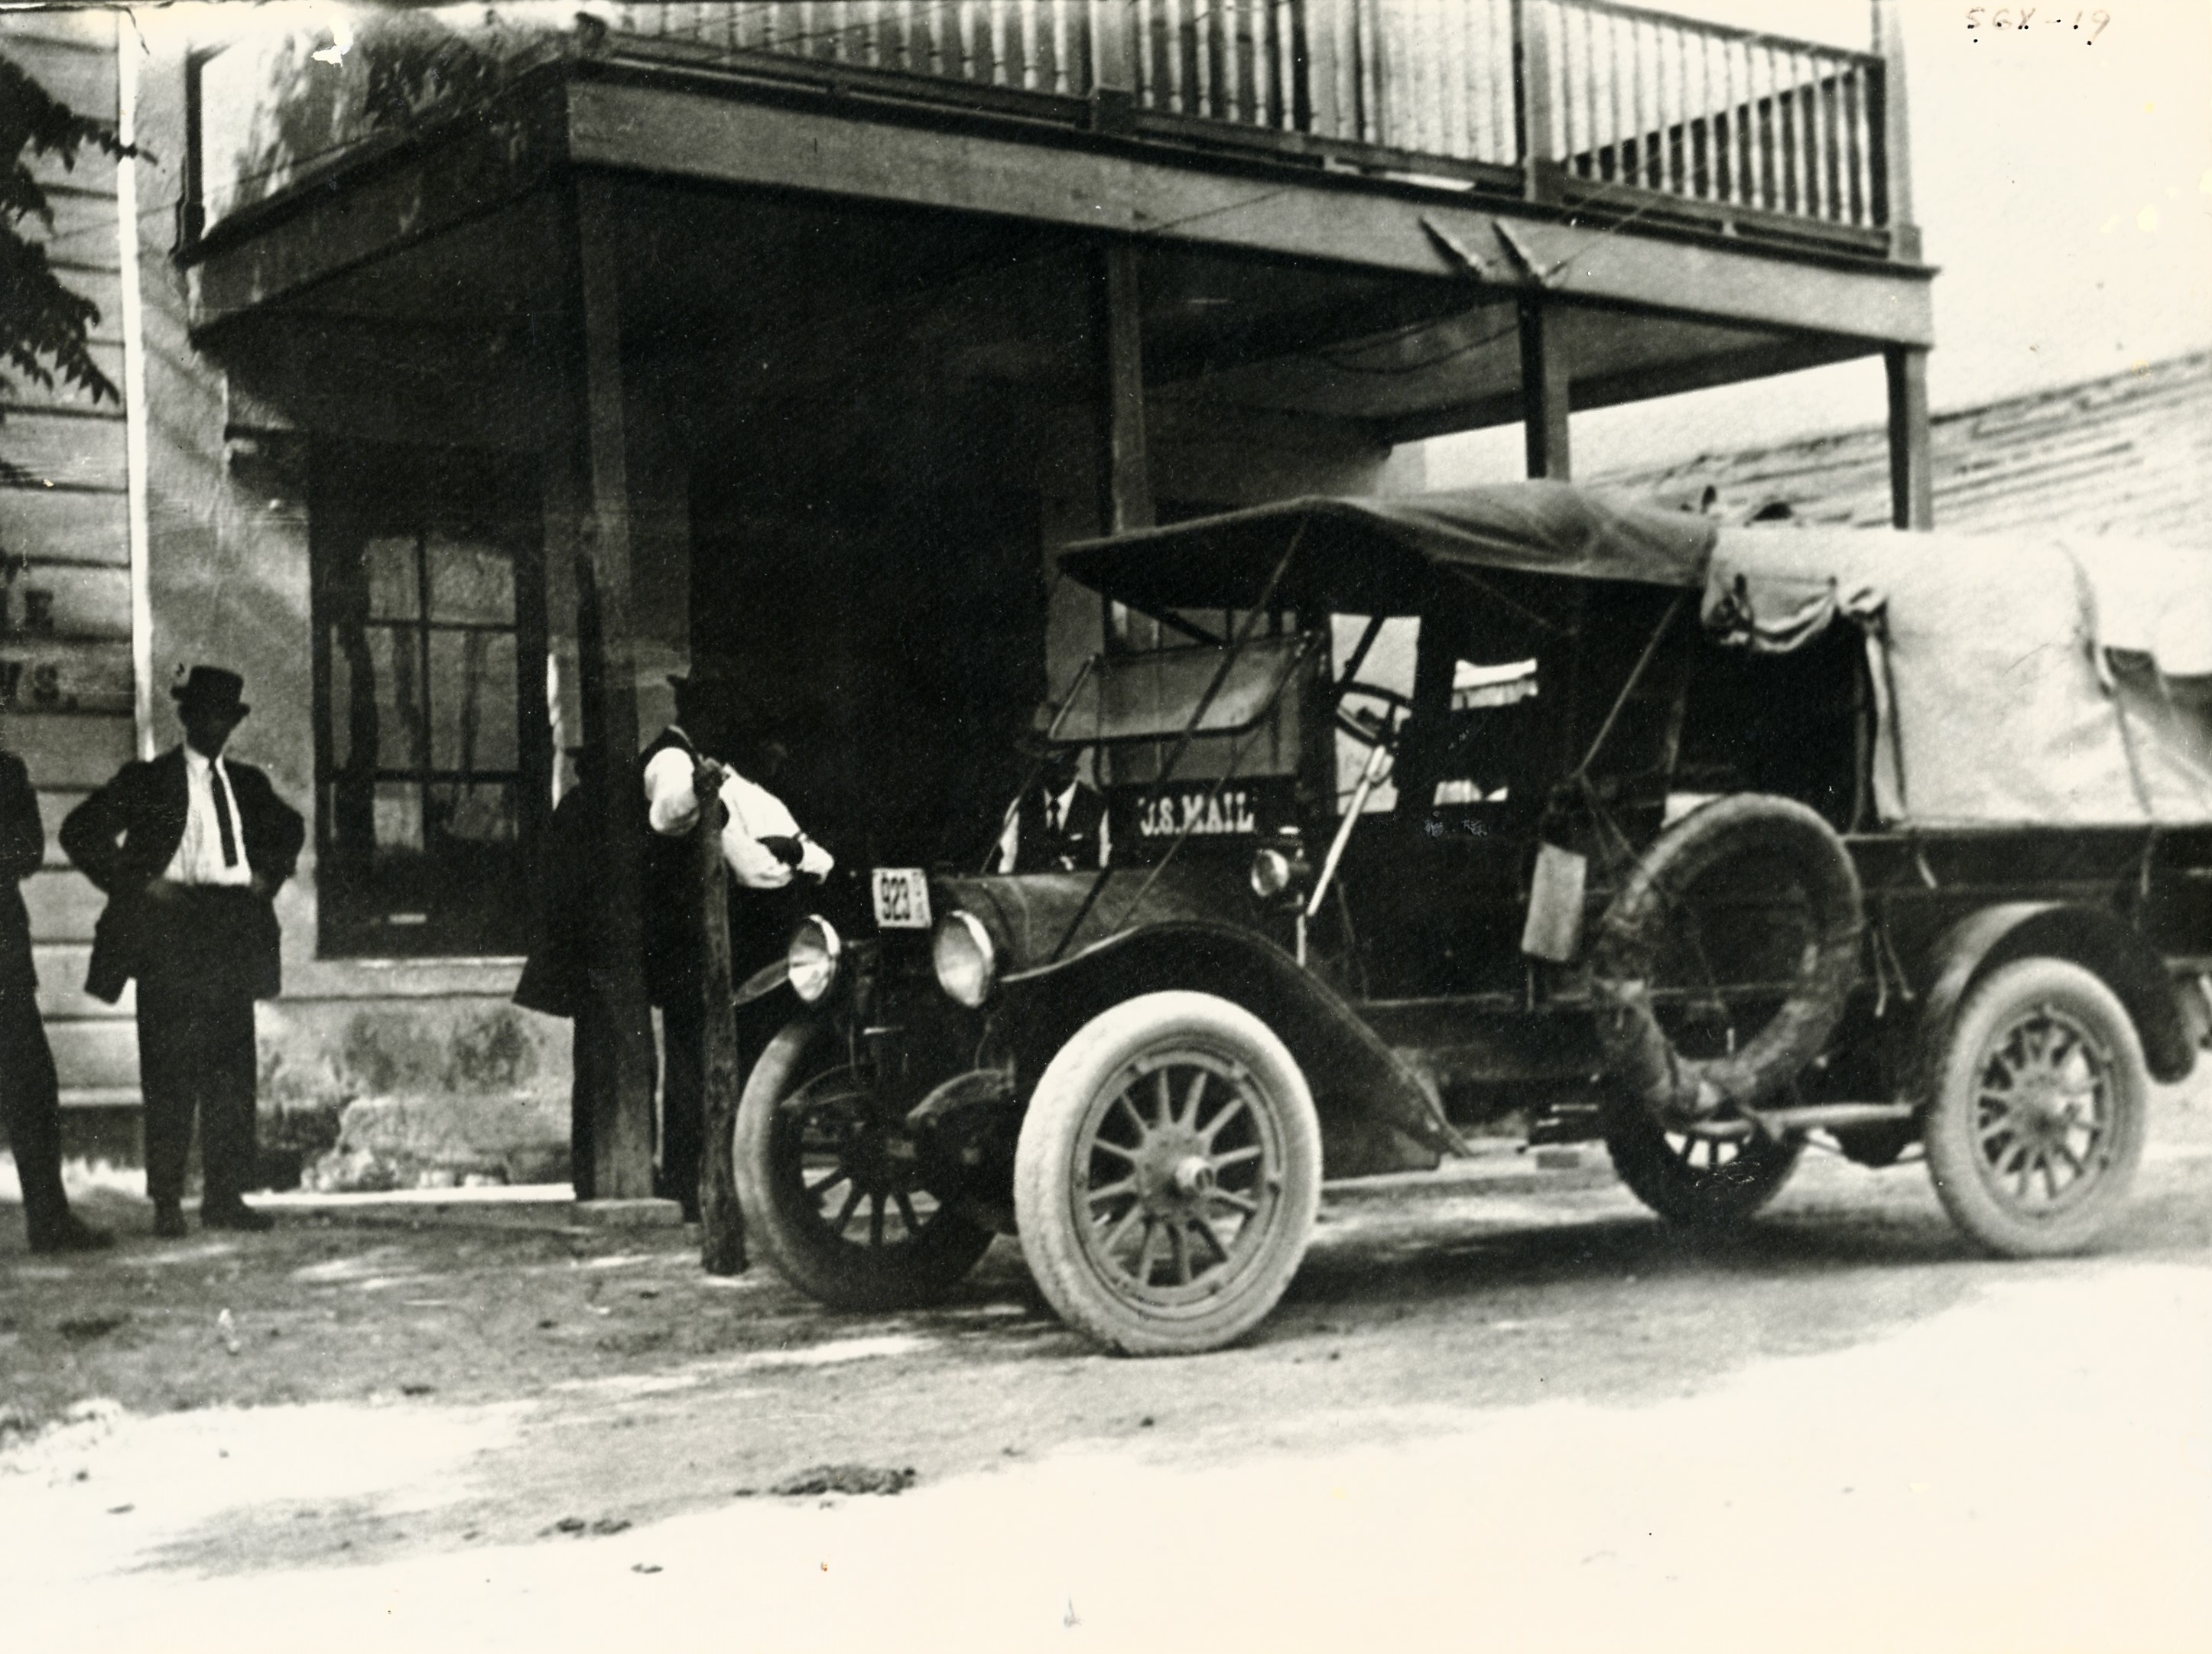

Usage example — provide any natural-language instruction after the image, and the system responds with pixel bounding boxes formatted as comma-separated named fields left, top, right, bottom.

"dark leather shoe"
left=200, top=1199, right=274, bottom=1233
left=152, top=1202, right=187, bottom=1239
left=28, top=1214, right=114, bottom=1254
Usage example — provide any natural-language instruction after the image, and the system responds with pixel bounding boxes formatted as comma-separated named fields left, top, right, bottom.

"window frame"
left=307, top=438, right=551, bottom=959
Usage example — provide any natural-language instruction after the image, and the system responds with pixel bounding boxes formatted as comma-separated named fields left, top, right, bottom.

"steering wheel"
left=1334, top=683, right=1414, bottom=753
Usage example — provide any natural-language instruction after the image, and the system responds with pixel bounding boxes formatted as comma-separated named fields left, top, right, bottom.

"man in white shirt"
left=638, top=674, right=832, bottom=1219
left=63, top=668, right=304, bottom=1237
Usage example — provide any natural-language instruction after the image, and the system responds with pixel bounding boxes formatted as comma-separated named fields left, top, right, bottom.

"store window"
left=310, top=441, right=548, bottom=957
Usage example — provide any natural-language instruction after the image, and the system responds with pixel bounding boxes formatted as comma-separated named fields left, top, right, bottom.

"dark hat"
left=172, top=665, right=249, bottom=719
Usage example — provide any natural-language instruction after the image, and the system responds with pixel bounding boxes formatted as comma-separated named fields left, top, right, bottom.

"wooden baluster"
left=1019, top=0, right=1038, bottom=89
left=1051, top=0, right=1070, bottom=93
left=1590, top=8, right=1608, bottom=180
left=1252, top=0, right=1272, bottom=127
left=1843, top=61, right=1866, bottom=226
left=1220, top=0, right=1239, bottom=124
left=1329, top=0, right=1350, bottom=140
left=1171, top=0, right=1190, bottom=115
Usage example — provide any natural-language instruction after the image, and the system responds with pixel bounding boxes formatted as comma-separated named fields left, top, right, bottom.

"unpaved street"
left=8, top=1091, right=2212, bottom=1652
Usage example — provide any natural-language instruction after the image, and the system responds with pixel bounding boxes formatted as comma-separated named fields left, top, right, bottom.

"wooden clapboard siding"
left=1602, top=352, right=2212, bottom=546
left=0, top=638, right=136, bottom=716
left=46, top=1018, right=138, bottom=1092
left=0, top=713, right=136, bottom=788
left=0, top=408, right=126, bottom=490
left=33, top=944, right=131, bottom=1019
left=0, top=18, right=150, bottom=1132
left=0, top=564, right=132, bottom=641
left=0, top=487, right=129, bottom=563
left=26, top=867, right=105, bottom=945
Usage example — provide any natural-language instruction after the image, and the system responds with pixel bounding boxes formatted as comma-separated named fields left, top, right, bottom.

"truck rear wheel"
left=1014, top=992, right=1321, bottom=1356
left=1925, top=957, right=2148, bottom=1256
left=1602, top=1102, right=1803, bottom=1230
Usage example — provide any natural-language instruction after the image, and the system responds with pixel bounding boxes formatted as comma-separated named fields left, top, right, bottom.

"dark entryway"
left=688, top=472, right=1046, bottom=872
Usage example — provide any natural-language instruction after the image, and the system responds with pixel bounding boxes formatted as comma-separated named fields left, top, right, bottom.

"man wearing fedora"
left=63, top=667, right=304, bottom=1237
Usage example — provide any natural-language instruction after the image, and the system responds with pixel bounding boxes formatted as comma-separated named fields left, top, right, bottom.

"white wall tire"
left=1925, top=957, right=2149, bottom=1257
left=1014, top=992, right=1321, bottom=1356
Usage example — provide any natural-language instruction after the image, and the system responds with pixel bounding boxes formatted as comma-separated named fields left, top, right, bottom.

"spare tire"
left=1587, top=794, right=1863, bottom=1124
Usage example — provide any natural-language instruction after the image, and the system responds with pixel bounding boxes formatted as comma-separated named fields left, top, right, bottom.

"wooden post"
left=1090, top=0, right=1137, bottom=130
left=1885, top=343, right=1933, bottom=531
left=694, top=769, right=747, bottom=1273
left=1094, top=239, right=1153, bottom=652
left=1511, top=0, right=1559, bottom=203
left=1869, top=0, right=1918, bottom=259
left=566, top=171, right=658, bottom=1201
left=1518, top=295, right=1572, bottom=479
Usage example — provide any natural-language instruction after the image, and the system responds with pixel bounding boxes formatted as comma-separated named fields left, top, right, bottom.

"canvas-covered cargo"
left=1707, top=527, right=2212, bottom=829
left=1061, top=483, right=2212, bottom=833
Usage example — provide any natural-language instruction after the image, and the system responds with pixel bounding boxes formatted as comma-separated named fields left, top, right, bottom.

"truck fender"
left=1913, top=902, right=2194, bottom=1091
left=1000, top=920, right=1464, bottom=1178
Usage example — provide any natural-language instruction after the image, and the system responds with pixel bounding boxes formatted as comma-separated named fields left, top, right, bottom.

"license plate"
left=872, top=867, right=932, bottom=930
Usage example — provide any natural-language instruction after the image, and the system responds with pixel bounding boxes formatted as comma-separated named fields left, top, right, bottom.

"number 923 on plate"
left=871, top=867, right=932, bottom=929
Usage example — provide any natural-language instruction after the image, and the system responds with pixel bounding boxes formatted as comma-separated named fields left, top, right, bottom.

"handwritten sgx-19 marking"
left=1967, top=8, right=2111, bottom=38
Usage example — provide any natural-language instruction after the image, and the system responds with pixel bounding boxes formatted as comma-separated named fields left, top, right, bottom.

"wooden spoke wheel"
left=734, top=1022, right=994, bottom=1309
left=1926, top=958, right=2148, bottom=1256
left=1602, top=1101, right=1803, bottom=1230
left=1015, top=993, right=1320, bottom=1356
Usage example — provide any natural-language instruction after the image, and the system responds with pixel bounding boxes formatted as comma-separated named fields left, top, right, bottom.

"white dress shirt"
left=164, top=746, right=254, bottom=888
left=642, top=737, right=833, bottom=890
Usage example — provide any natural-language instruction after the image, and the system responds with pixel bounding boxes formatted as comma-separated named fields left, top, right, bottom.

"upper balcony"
left=177, top=2, right=1930, bottom=466
left=195, top=0, right=1909, bottom=259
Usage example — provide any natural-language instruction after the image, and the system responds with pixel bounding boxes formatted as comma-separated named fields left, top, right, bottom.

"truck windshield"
left=1041, top=632, right=1311, bottom=746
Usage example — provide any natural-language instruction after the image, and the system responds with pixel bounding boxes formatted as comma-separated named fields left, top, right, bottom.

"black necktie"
left=1046, top=796, right=1060, bottom=835
left=210, top=762, right=239, bottom=869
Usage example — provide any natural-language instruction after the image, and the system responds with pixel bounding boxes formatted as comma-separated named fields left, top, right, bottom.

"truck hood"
left=934, top=862, right=1247, bottom=976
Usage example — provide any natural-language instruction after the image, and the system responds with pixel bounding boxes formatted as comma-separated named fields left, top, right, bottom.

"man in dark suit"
left=0, top=743, right=109, bottom=1253
left=62, top=668, right=304, bottom=1237
left=992, top=744, right=1108, bottom=873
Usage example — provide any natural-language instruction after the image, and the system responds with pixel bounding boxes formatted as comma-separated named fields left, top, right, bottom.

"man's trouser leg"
left=135, top=970, right=197, bottom=1210
left=194, top=982, right=259, bottom=1206
left=0, top=976, right=70, bottom=1239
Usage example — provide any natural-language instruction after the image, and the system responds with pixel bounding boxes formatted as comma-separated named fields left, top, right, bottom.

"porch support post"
left=566, top=171, right=658, bottom=1201
left=1518, top=295, right=1571, bottom=479
left=1096, top=240, right=1153, bottom=534
left=1094, top=239, right=1153, bottom=651
left=1885, top=343, right=1933, bottom=530
left=1870, top=0, right=1921, bottom=259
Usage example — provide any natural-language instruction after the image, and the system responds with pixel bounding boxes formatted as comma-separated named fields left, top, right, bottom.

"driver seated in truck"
left=991, top=743, right=1108, bottom=873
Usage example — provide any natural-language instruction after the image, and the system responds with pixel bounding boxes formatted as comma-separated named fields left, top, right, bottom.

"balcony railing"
left=191, top=2, right=1898, bottom=251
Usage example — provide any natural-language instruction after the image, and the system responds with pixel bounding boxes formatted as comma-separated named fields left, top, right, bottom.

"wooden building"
left=1606, top=350, right=2212, bottom=544
left=2, top=1, right=1934, bottom=1193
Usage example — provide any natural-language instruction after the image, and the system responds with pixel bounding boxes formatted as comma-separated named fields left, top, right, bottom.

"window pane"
left=427, top=629, right=518, bottom=771
left=365, top=536, right=420, bottom=621
left=372, top=783, right=424, bottom=857
left=327, top=624, right=424, bottom=770
left=429, top=781, right=515, bottom=843
left=425, top=533, right=515, bottom=625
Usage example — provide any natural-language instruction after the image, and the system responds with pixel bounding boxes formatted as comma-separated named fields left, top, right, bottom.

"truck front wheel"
left=734, top=1021, right=996, bottom=1309
left=1014, top=993, right=1321, bottom=1356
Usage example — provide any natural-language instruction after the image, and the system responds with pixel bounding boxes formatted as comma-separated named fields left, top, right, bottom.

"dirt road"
left=8, top=1093, right=2212, bottom=1651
